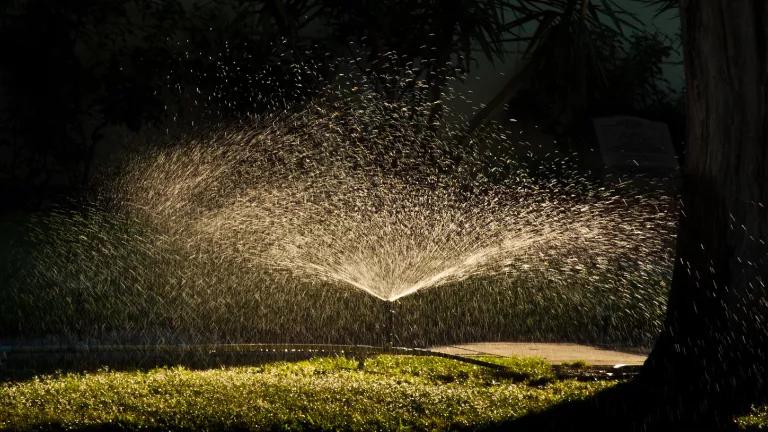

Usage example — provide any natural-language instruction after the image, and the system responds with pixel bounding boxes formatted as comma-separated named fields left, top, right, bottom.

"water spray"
left=15, top=82, right=676, bottom=350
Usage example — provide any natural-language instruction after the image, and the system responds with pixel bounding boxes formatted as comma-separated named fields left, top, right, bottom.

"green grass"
left=560, top=360, right=589, bottom=369
left=0, top=355, right=616, bottom=431
left=737, top=405, right=768, bottom=431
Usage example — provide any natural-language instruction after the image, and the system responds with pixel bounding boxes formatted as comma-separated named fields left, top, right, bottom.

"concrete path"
left=430, top=342, right=648, bottom=366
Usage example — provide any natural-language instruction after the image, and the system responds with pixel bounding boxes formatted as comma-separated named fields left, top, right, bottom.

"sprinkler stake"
left=384, top=300, right=397, bottom=349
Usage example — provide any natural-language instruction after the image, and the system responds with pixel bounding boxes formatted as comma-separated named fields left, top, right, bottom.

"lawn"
left=0, top=355, right=613, bottom=431
left=737, top=406, right=768, bottom=431
left=1, top=354, right=764, bottom=431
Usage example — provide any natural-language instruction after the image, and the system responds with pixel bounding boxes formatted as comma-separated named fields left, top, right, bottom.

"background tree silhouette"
left=1, top=0, right=680, bottom=209
left=0, top=0, right=330, bottom=207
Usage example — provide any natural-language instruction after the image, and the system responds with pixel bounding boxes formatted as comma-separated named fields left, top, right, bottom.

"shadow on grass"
left=478, top=380, right=741, bottom=432
left=12, top=382, right=749, bottom=432
left=3, top=355, right=754, bottom=432
left=16, top=423, right=311, bottom=432
left=0, top=350, right=332, bottom=383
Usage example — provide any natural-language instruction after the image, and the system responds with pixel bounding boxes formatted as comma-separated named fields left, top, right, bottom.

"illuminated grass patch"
left=0, top=355, right=615, bottom=431
left=737, top=405, right=768, bottom=431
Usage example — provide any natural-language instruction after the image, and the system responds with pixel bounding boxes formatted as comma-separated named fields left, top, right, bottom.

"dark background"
left=0, top=0, right=684, bottom=211
left=0, top=0, right=683, bottom=347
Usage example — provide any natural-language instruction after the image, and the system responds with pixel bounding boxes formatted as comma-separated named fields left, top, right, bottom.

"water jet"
left=11, top=86, right=676, bottom=350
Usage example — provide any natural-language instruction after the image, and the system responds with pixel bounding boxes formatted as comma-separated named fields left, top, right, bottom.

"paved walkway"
left=430, top=342, right=648, bottom=366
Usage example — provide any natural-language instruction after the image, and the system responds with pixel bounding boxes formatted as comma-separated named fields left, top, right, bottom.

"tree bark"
left=643, top=0, right=768, bottom=420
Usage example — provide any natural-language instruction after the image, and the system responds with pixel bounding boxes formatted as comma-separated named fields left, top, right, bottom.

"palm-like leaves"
left=1, top=0, right=674, bottom=189
left=459, top=0, right=654, bottom=138
left=318, top=0, right=655, bottom=131
left=635, top=0, right=678, bottom=16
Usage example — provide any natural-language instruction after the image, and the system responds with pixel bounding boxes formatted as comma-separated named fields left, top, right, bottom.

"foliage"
left=737, top=405, right=768, bottom=431
left=507, top=26, right=680, bottom=134
left=636, top=0, right=678, bottom=16
left=561, top=360, right=589, bottom=369
left=0, top=0, right=675, bottom=201
left=0, top=355, right=616, bottom=431
left=322, top=0, right=509, bottom=110
left=455, top=0, right=684, bottom=143
left=0, top=0, right=329, bottom=193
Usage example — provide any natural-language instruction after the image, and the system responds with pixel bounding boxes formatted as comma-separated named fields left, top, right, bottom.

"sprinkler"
left=384, top=300, right=397, bottom=349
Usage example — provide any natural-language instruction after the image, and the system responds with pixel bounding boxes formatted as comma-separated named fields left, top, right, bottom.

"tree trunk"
left=643, top=0, right=768, bottom=421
